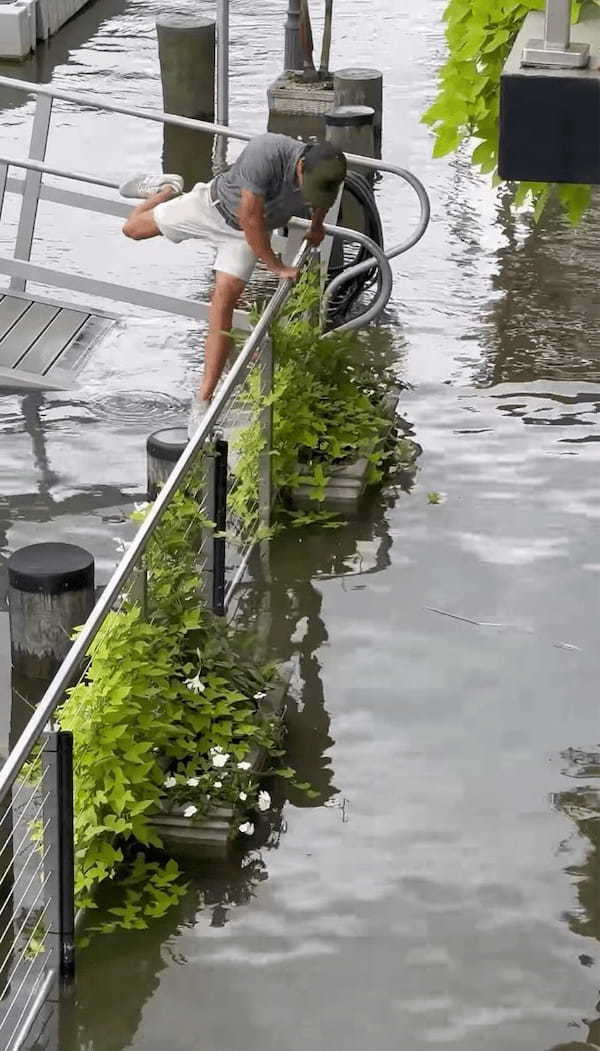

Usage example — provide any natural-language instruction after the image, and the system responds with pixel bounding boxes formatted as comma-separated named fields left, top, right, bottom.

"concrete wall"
left=0, top=0, right=91, bottom=59
left=37, top=0, right=90, bottom=41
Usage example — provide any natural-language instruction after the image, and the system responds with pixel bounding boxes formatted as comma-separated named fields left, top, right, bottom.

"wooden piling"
left=156, top=15, right=216, bottom=188
left=334, top=67, right=383, bottom=155
left=325, top=104, right=376, bottom=162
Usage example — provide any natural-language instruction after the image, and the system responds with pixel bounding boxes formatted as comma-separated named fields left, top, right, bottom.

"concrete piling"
left=325, top=104, right=376, bottom=161
left=334, top=68, right=383, bottom=155
left=156, top=15, right=216, bottom=188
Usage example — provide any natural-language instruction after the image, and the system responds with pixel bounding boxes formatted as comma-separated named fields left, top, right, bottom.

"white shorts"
left=153, top=181, right=258, bottom=284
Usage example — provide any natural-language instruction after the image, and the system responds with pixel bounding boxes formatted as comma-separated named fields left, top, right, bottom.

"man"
left=121, top=133, right=347, bottom=437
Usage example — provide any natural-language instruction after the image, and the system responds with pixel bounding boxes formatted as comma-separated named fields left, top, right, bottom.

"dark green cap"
left=301, top=142, right=347, bottom=210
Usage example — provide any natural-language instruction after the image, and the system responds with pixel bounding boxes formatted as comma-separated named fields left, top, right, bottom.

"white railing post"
left=10, top=94, right=53, bottom=293
left=216, top=0, right=229, bottom=126
left=259, top=336, right=274, bottom=532
left=522, top=0, right=590, bottom=68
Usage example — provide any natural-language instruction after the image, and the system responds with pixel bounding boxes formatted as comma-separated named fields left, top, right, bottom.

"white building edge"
left=0, top=0, right=91, bottom=60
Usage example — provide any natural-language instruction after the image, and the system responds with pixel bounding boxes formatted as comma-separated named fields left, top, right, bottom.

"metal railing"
left=0, top=74, right=429, bottom=327
left=0, top=71, right=429, bottom=1047
left=0, top=217, right=393, bottom=1047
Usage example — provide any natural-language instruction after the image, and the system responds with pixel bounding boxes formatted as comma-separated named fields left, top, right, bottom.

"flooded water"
left=1, top=0, right=600, bottom=1048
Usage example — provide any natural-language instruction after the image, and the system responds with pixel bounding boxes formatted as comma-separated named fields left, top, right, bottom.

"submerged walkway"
left=61, top=378, right=600, bottom=1050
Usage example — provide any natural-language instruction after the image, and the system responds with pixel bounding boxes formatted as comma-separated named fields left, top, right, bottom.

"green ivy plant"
left=229, top=271, right=411, bottom=532
left=57, top=489, right=286, bottom=938
left=53, top=276, right=417, bottom=941
left=423, top=0, right=598, bottom=222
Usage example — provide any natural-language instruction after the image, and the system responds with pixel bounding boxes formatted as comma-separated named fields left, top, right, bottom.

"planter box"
left=291, top=388, right=401, bottom=514
left=268, top=72, right=335, bottom=117
left=148, top=672, right=291, bottom=860
left=267, top=72, right=335, bottom=141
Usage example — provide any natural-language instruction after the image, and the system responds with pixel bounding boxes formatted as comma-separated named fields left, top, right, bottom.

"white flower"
left=258, top=790, right=271, bottom=812
left=214, top=780, right=222, bottom=789
left=187, top=777, right=199, bottom=788
left=164, top=776, right=176, bottom=789
left=237, top=761, right=251, bottom=771
left=183, top=805, right=197, bottom=818
left=239, top=821, right=254, bottom=836
left=239, top=791, right=248, bottom=801
left=185, top=672, right=206, bottom=694
left=134, top=501, right=149, bottom=512
left=212, top=752, right=230, bottom=768
left=254, top=691, right=267, bottom=700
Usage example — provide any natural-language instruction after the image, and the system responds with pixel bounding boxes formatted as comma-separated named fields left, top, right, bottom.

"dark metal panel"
left=0, top=303, right=59, bottom=368
left=20, top=308, right=88, bottom=375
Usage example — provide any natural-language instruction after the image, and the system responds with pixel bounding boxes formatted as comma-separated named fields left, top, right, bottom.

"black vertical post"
left=58, top=731, right=74, bottom=983
left=213, top=438, right=228, bottom=616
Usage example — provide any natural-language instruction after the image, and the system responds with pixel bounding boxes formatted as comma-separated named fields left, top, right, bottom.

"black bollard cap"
left=326, top=105, right=375, bottom=128
left=8, top=543, right=94, bottom=595
left=147, top=427, right=189, bottom=464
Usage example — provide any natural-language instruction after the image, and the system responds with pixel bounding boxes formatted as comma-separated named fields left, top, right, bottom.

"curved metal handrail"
left=0, top=211, right=395, bottom=802
left=0, top=74, right=430, bottom=283
left=289, top=218, right=394, bottom=332
left=0, top=241, right=312, bottom=803
left=322, top=161, right=431, bottom=316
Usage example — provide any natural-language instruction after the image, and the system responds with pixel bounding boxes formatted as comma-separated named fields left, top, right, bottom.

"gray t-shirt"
left=212, top=133, right=309, bottom=231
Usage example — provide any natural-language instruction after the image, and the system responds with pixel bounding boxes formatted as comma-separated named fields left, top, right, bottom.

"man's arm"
left=305, top=206, right=327, bottom=246
left=238, top=190, right=298, bottom=280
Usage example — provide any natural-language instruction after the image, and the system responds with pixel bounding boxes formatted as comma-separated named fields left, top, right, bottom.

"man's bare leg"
left=122, top=186, right=177, bottom=241
left=199, top=271, right=247, bottom=402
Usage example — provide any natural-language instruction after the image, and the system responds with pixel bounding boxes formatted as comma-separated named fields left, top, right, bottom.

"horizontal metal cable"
left=0, top=945, right=51, bottom=1049
left=9, top=966, right=55, bottom=1051
left=2, top=956, right=48, bottom=1046
left=0, top=868, right=52, bottom=977
left=0, top=897, right=52, bottom=1005
left=0, top=842, right=51, bottom=948
left=0, top=798, right=50, bottom=897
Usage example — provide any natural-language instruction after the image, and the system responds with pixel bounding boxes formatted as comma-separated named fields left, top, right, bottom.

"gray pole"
left=216, top=0, right=229, bottom=126
left=8, top=543, right=95, bottom=692
left=334, top=68, right=383, bottom=156
left=545, top=0, right=570, bottom=47
left=156, top=15, right=216, bottom=187
left=284, top=0, right=303, bottom=71
left=156, top=15, right=216, bottom=120
left=146, top=428, right=188, bottom=501
left=522, top=0, right=590, bottom=68
left=319, top=0, right=334, bottom=77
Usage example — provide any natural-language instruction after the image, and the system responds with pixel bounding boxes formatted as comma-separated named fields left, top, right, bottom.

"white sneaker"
left=119, top=173, right=184, bottom=199
left=188, top=397, right=211, bottom=441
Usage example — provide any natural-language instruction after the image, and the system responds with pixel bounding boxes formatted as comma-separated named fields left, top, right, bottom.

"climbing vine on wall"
left=423, top=0, right=598, bottom=222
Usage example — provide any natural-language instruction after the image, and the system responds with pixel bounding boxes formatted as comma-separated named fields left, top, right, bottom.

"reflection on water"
left=57, top=470, right=412, bottom=1049
left=553, top=752, right=600, bottom=1048
left=483, top=191, right=600, bottom=386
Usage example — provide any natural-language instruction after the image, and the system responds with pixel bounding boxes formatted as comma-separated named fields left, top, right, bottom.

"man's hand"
left=305, top=208, right=328, bottom=247
left=276, top=265, right=299, bottom=281
left=305, top=224, right=326, bottom=247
